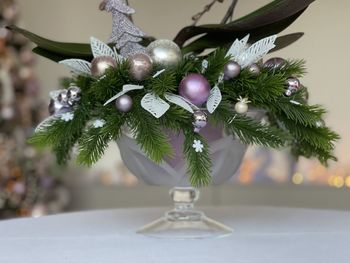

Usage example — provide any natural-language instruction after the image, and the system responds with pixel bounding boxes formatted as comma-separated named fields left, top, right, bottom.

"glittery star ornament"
left=100, top=0, right=147, bottom=57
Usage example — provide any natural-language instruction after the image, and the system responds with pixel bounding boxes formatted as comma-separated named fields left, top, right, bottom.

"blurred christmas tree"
left=0, top=0, right=70, bottom=219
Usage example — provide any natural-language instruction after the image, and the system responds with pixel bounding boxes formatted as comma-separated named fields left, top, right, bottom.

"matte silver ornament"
left=263, top=57, right=286, bottom=69
left=115, top=94, right=133, bottom=112
left=234, top=97, right=250, bottom=114
left=129, top=53, right=153, bottom=81
left=67, top=86, right=81, bottom=105
left=224, top=61, right=241, bottom=80
left=192, top=110, right=208, bottom=133
left=286, top=77, right=301, bottom=90
left=248, top=63, right=261, bottom=76
left=147, top=39, right=182, bottom=67
left=91, top=56, right=117, bottom=77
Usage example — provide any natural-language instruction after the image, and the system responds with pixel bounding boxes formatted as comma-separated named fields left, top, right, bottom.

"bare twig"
left=221, top=0, right=238, bottom=24
left=191, top=0, right=225, bottom=26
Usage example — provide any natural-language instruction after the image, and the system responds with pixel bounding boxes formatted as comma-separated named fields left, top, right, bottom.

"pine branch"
left=146, top=70, right=177, bottom=96
left=212, top=101, right=287, bottom=148
left=128, top=105, right=173, bottom=163
left=77, top=113, right=125, bottom=166
left=204, top=48, right=230, bottom=84
left=183, top=131, right=212, bottom=187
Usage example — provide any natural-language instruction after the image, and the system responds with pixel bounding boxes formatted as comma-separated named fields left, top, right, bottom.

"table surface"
left=1, top=206, right=350, bottom=263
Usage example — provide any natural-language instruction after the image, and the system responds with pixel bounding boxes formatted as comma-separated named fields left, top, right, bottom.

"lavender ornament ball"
left=179, top=73, right=211, bottom=106
left=115, top=95, right=133, bottom=113
left=224, top=61, right=241, bottom=80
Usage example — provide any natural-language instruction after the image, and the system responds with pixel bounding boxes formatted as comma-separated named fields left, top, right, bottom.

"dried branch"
left=221, top=0, right=238, bottom=24
left=191, top=0, right=225, bottom=26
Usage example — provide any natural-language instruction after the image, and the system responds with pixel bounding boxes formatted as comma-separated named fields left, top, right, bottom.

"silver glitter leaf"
left=59, top=59, right=91, bottom=76
left=141, top=93, right=170, bottom=118
left=104, top=0, right=135, bottom=14
left=164, top=93, right=196, bottom=113
left=206, top=85, right=222, bottom=114
left=90, top=37, right=116, bottom=59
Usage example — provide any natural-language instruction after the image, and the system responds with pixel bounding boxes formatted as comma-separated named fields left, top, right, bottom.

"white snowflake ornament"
left=192, top=139, right=204, bottom=153
left=93, top=119, right=106, bottom=128
left=61, top=112, right=74, bottom=122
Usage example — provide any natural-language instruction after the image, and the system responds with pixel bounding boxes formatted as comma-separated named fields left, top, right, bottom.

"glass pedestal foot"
left=137, top=187, right=233, bottom=239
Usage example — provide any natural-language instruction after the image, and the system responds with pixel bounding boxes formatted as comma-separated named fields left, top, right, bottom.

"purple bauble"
left=179, top=73, right=211, bottom=106
left=224, top=61, right=241, bottom=80
left=115, top=95, right=133, bottom=113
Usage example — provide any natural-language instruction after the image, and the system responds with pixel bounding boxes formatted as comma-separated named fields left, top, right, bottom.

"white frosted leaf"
left=152, top=69, right=166, bottom=78
left=238, top=35, right=277, bottom=68
left=59, top=59, right=91, bottom=76
left=141, top=93, right=170, bottom=118
left=104, top=85, right=144, bottom=106
left=90, top=37, right=116, bottom=59
left=226, top=34, right=250, bottom=59
left=123, top=84, right=144, bottom=93
left=164, top=93, right=195, bottom=113
left=206, top=85, right=222, bottom=114
left=35, top=115, right=60, bottom=133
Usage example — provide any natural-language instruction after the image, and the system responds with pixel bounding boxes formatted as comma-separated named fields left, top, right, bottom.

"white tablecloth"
left=1, top=206, right=350, bottom=263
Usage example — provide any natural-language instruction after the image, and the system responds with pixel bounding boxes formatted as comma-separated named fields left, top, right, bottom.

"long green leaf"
left=174, top=0, right=314, bottom=48
left=181, top=10, right=306, bottom=54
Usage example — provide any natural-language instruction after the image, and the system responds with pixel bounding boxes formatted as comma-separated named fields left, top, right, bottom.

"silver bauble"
left=286, top=77, right=301, bottom=90
left=115, top=95, right=133, bottom=113
left=224, top=61, right=241, bottom=80
left=67, top=86, right=81, bottom=105
left=192, top=110, right=208, bottom=133
left=248, top=63, right=261, bottom=76
left=91, top=56, right=117, bottom=77
left=57, top=90, right=69, bottom=105
left=147, top=39, right=182, bottom=67
left=129, top=53, right=153, bottom=81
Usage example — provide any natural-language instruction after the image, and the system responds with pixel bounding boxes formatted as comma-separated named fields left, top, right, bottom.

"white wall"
left=16, top=0, right=350, bottom=169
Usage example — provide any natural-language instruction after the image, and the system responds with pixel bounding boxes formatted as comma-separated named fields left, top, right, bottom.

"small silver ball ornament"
left=286, top=77, right=301, bottom=90
left=248, top=63, right=261, bottom=76
left=192, top=110, right=208, bottom=133
left=224, top=61, right=241, bottom=80
left=115, top=95, right=133, bottom=113
left=91, top=56, right=117, bottom=77
left=128, top=53, right=153, bottom=81
left=67, top=86, right=81, bottom=105
left=147, top=39, right=182, bottom=67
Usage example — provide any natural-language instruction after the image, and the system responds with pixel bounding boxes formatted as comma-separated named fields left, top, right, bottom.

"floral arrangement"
left=6, top=0, right=339, bottom=187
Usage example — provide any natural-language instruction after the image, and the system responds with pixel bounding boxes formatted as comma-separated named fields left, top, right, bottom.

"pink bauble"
left=179, top=73, right=211, bottom=106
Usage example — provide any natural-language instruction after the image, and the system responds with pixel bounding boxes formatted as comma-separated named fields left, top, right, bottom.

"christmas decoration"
left=91, top=56, right=117, bottom=77
left=284, top=77, right=301, bottom=97
left=99, top=0, right=146, bottom=57
left=115, top=94, right=133, bottom=112
left=8, top=0, right=339, bottom=189
left=0, top=0, right=70, bottom=219
left=128, top=53, right=153, bottom=81
left=147, top=39, right=182, bottom=68
left=224, top=61, right=241, bottom=80
left=179, top=73, right=211, bottom=106
left=235, top=97, right=251, bottom=114
left=192, top=140, right=204, bottom=153
left=264, top=57, right=286, bottom=69
left=248, top=63, right=261, bottom=76
left=192, top=111, right=208, bottom=133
